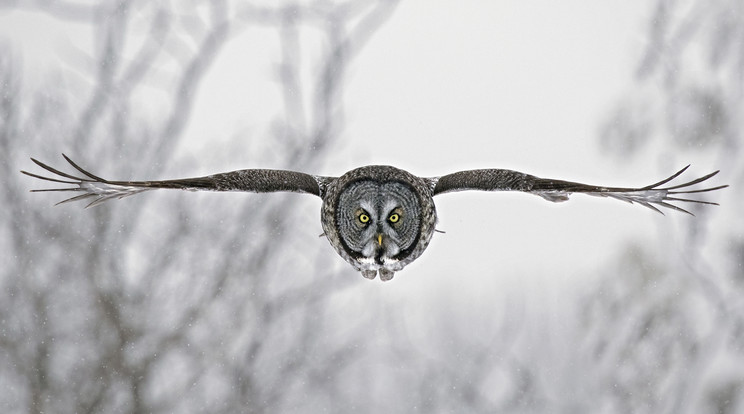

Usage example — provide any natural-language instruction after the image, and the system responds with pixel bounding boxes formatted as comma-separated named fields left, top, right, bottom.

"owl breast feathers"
left=22, top=155, right=727, bottom=281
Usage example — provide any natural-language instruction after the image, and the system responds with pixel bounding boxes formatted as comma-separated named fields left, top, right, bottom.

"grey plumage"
left=22, top=155, right=727, bottom=281
left=431, top=166, right=726, bottom=214
left=320, top=165, right=437, bottom=280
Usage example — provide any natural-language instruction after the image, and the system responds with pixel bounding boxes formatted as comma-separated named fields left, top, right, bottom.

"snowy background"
left=1, top=1, right=741, bottom=413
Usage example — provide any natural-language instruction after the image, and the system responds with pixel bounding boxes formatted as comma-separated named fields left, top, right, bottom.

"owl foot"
left=360, top=269, right=394, bottom=281
left=379, top=268, right=394, bottom=281
left=361, top=270, right=377, bottom=280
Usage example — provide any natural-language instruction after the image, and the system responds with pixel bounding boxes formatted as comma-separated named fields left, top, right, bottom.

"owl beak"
left=377, top=233, right=383, bottom=247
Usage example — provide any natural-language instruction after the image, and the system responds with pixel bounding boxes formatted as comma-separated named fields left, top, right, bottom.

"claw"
left=361, top=269, right=377, bottom=280
left=379, top=268, right=394, bottom=281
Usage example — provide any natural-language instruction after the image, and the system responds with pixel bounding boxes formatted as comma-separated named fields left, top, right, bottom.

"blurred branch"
left=2, top=1, right=400, bottom=412
left=594, top=1, right=743, bottom=411
left=0, top=0, right=101, bottom=21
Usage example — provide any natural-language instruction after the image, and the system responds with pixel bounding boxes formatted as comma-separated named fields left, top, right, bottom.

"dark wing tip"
left=62, top=153, right=108, bottom=182
left=648, top=166, right=727, bottom=214
left=663, top=169, right=721, bottom=191
left=641, top=165, right=691, bottom=190
left=21, top=169, right=80, bottom=185
left=28, top=156, right=92, bottom=182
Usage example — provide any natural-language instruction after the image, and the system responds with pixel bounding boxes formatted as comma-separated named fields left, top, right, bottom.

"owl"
left=22, top=155, right=727, bottom=281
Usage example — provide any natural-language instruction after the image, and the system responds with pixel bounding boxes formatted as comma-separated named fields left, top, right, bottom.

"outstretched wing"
left=431, top=166, right=727, bottom=215
left=21, top=154, right=335, bottom=207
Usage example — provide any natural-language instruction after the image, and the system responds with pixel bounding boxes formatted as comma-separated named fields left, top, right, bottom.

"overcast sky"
left=3, top=3, right=739, bottom=410
left=1, top=1, right=692, bottom=296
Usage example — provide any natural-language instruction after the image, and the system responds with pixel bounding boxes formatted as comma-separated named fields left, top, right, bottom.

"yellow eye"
left=389, top=213, right=400, bottom=223
left=359, top=213, right=370, bottom=224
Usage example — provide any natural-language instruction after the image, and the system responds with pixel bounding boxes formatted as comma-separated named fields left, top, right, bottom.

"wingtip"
left=674, top=164, right=691, bottom=177
left=30, top=157, right=45, bottom=168
left=62, top=154, right=107, bottom=182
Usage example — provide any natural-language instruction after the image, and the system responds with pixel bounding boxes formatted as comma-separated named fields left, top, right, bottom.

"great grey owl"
left=22, top=155, right=727, bottom=281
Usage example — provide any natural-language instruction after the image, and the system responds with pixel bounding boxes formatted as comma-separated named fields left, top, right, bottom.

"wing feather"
left=432, top=166, right=727, bottom=215
left=21, top=154, right=334, bottom=207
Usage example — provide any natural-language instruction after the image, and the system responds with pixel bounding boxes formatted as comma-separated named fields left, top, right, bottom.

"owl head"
left=321, top=166, right=438, bottom=281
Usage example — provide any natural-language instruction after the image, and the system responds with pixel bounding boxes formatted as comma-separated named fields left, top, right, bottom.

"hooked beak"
left=377, top=233, right=383, bottom=246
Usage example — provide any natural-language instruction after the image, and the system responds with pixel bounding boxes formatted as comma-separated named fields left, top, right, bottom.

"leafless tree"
left=320, top=2, right=742, bottom=413
left=8, top=2, right=739, bottom=413
left=588, top=1, right=744, bottom=413
left=1, top=1, right=399, bottom=412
